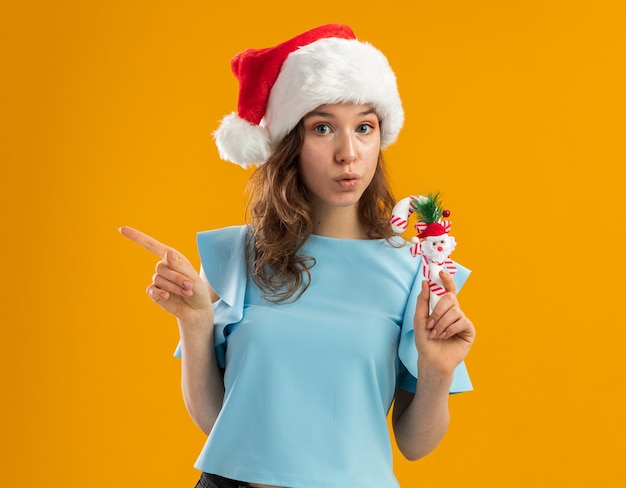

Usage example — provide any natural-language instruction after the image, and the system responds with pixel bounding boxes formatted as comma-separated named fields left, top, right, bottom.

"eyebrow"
left=304, top=108, right=378, bottom=120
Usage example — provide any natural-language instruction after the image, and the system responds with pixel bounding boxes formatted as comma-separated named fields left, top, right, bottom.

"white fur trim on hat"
left=263, top=37, right=404, bottom=153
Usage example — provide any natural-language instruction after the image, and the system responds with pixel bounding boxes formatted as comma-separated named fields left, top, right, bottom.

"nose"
left=335, top=132, right=357, bottom=164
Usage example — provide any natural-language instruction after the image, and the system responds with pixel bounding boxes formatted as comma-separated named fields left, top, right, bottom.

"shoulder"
left=379, top=235, right=421, bottom=267
left=197, top=224, right=250, bottom=241
left=197, top=225, right=250, bottom=251
left=195, top=225, right=251, bottom=273
left=304, top=235, right=421, bottom=283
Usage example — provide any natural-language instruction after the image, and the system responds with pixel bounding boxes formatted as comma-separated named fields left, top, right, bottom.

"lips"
left=335, top=174, right=360, bottom=189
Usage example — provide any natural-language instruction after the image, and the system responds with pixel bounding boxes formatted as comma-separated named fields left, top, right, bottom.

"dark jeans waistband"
left=195, top=472, right=251, bottom=488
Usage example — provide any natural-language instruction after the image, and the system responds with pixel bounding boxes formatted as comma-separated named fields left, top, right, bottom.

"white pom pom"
left=213, top=113, right=271, bottom=167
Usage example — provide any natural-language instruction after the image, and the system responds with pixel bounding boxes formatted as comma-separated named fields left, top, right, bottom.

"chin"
left=314, top=194, right=361, bottom=211
left=334, top=191, right=366, bottom=207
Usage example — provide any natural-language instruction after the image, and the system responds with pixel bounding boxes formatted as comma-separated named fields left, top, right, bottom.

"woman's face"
left=298, top=103, right=381, bottom=215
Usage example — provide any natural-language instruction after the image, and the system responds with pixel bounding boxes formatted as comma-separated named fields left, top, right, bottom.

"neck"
left=311, top=205, right=366, bottom=239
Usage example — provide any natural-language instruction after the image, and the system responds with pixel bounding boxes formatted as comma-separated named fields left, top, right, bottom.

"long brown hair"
left=245, top=120, right=397, bottom=302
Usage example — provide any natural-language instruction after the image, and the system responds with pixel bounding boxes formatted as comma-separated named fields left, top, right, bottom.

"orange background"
left=2, top=1, right=625, bottom=486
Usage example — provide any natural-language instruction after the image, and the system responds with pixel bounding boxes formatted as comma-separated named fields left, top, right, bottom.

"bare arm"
left=392, top=273, right=475, bottom=460
left=177, top=268, right=225, bottom=435
left=392, top=369, right=453, bottom=461
left=119, top=226, right=224, bottom=435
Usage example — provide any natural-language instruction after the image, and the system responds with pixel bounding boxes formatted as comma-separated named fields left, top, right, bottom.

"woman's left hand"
left=414, top=271, right=476, bottom=375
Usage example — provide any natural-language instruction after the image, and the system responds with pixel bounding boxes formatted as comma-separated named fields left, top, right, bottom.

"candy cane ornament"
left=390, top=193, right=457, bottom=311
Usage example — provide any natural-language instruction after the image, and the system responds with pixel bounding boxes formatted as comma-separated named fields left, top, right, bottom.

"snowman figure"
left=390, top=193, right=457, bottom=309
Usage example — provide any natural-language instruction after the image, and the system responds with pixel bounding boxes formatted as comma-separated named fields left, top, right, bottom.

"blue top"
left=175, top=225, right=472, bottom=488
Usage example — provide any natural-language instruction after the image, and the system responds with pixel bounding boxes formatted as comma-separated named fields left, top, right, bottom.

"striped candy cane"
left=423, top=257, right=458, bottom=310
left=390, top=195, right=432, bottom=232
left=391, top=196, right=431, bottom=257
left=390, top=195, right=418, bottom=233
left=390, top=195, right=436, bottom=257
left=409, top=237, right=421, bottom=257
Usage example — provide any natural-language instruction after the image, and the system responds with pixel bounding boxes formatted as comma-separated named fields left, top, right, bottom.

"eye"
left=313, top=124, right=331, bottom=135
left=356, top=124, right=374, bottom=134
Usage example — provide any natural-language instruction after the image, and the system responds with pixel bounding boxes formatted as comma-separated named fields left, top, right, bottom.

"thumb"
left=440, top=270, right=457, bottom=294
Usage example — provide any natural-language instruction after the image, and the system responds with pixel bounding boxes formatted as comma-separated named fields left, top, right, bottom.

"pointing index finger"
left=119, top=226, right=170, bottom=258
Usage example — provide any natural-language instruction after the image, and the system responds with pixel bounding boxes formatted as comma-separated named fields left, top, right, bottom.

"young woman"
left=121, top=24, right=476, bottom=488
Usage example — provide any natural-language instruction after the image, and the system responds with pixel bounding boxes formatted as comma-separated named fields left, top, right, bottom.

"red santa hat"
left=417, top=222, right=449, bottom=239
left=214, top=23, right=404, bottom=167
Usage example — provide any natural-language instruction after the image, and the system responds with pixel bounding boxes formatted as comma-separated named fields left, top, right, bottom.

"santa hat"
left=214, top=23, right=404, bottom=167
left=417, top=222, right=449, bottom=239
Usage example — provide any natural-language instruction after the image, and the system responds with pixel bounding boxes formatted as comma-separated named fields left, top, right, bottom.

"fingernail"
left=183, top=280, right=193, bottom=289
left=182, top=289, right=193, bottom=296
left=429, top=328, right=437, bottom=339
left=439, top=331, right=447, bottom=339
left=159, top=291, right=168, bottom=299
left=427, top=319, right=435, bottom=330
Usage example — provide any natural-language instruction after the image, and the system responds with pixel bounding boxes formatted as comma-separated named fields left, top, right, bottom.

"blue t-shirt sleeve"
left=397, top=260, right=473, bottom=393
left=174, top=225, right=249, bottom=367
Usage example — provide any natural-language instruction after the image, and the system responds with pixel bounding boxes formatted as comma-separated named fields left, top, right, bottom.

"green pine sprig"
left=410, top=192, right=443, bottom=224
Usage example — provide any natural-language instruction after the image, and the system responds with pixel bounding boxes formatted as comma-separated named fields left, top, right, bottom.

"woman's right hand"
left=119, top=226, right=217, bottom=322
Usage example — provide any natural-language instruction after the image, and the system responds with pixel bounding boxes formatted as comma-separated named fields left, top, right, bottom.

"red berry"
left=442, top=209, right=451, bottom=218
